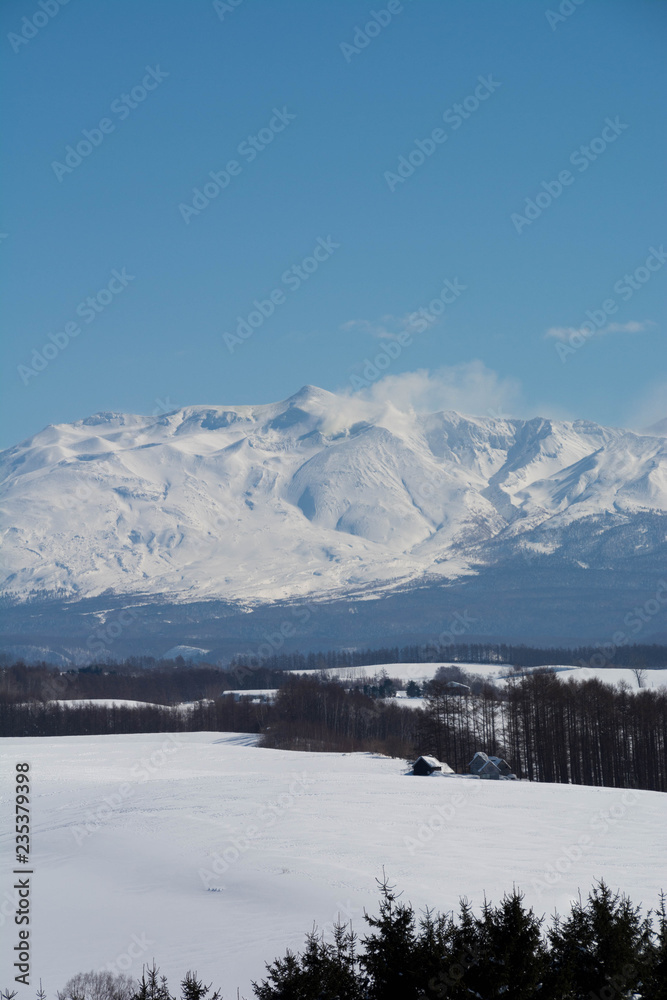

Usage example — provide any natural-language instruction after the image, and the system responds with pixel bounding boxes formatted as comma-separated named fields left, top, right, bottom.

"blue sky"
left=1, top=0, right=665, bottom=449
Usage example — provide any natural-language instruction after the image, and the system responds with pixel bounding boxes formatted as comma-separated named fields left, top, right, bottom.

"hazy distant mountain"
left=1, top=386, right=666, bottom=656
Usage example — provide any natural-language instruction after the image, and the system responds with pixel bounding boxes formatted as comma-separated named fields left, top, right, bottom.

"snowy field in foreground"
left=0, top=733, right=665, bottom=997
left=296, top=661, right=667, bottom=690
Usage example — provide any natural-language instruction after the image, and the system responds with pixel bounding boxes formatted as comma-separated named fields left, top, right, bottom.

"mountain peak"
left=1, top=394, right=665, bottom=613
left=285, top=385, right=336, bottom=406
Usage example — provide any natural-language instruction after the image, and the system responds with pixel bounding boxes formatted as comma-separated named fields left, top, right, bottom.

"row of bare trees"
left=416, top=672, right=667, bottom=791
left=1, top=664, right=665, bottom=790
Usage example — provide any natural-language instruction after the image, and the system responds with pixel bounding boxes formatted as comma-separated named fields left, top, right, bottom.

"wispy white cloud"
left=339, top=362, right=524, bottom=419
left=621, top=379, right=667, bottom=433
left=341, top=313, right=430, bottom=342
left=545, top=319, right=654, bottom=341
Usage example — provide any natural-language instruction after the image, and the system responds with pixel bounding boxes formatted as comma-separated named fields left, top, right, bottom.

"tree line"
left=0, top=660, right=285, bottom=706
left=231, top=641, right=667, bottom=672
left=2, top=664, right=666, bottom=792
left=416, top=670, right=667, bottom=791
left=0, top=693, right=270, bottom=738
left=36, top=880, right=667, bottom=1000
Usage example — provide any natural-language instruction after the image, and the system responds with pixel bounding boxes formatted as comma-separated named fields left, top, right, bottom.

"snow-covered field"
left=1, top=733, right=665, bottom=997
left=52, top=699, right=165, bottom=709
left=297, top=661, right=667, bottom=691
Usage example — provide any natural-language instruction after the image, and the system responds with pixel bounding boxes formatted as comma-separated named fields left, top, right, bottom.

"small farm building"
left=412, top=755, right=454, bottom=776
left=469, top=751, right=516, bottom=779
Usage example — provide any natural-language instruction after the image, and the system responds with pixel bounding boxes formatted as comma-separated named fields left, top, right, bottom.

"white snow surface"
left=296, top=661, right=667, bottom=690
left=1, top=385, right=666, bottom=602
left=52, top=698, right=164, bottom=709
left=0, top=732, right=665, bottom=997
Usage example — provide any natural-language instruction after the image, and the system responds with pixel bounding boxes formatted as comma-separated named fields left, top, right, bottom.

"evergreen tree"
left=253, top=922, right=363, bottom=1000
left=643, top=891, right=667, bottom=1000
left=132, top=965, right=173, bottom=1000
left=179, top=973, right=220, bottom=1000
left=546, top=881, right=643, bottom=999
left=473, top=890, right=546, bottom=998
left=360, top=876, right=422, bottom=1000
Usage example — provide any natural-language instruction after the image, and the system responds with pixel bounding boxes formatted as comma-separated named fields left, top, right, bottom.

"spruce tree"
left=253, top=921, right=363, bottom=999
left=546, top=881, right=643, bottom=999
left=643, top=891, right=667, bottom=1000
left=179, top=973, right=221, bottom=1000
left=474, top=889, right=546, bottom=998
left=360, top=875, right=422, bottom=1000
left=132, top=965, right=174, bottom=1000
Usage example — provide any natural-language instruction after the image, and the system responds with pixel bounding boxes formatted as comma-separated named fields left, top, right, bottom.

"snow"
left=416, top=755, right=441, bottom=769
left=163, top=646, right=212, bottom=661
left=295, top=662, right=667, bottom=691
left=223, top=689, right=277, bottom=699
left=51, top=699, right=164, bottom=709
left=1, top=386, right=666, bottom=604
left=1, top=732, right=664, bottom=997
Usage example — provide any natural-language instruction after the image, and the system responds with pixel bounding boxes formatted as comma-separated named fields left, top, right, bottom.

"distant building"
left=445, top=680, right=471, bottom=694
left=227, top=689, right=275, bottom=704
left=412, top=755, right=454, bottom=776
left=468, top=751, right=516, bottom=779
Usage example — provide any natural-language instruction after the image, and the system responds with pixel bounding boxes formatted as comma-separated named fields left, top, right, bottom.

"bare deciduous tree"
left=56, top=972, right=134, bottom=1000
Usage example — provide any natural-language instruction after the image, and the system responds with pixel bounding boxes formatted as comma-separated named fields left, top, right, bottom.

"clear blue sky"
left=2, top=0, right=665, bottom=449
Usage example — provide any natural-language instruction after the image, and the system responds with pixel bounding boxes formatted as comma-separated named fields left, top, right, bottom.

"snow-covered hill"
left=1, top=386, right=666, bottom=607
left=297, top=661, right=667, bottom=691
left=0, top=732, right=664, bottom=996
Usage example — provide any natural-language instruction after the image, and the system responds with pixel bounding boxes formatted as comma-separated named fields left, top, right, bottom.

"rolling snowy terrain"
left=1, top=386, right=666, bottom=655
left=0, top=733, right=665, bottom=997
left=298, top=661, right=667, bottom=690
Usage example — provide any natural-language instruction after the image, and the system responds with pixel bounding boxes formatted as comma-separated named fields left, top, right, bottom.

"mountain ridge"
left=1, top=387, right=666, bottom=618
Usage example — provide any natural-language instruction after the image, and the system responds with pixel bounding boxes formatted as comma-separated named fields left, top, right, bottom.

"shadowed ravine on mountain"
left=1, top=386, right=666, bottom=659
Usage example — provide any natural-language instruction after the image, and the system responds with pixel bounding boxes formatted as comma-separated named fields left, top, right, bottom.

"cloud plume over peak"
left=339, top=362, right=523, bottom=420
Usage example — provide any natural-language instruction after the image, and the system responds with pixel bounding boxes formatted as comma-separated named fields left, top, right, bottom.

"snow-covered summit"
left=1, top=387, right=665, bottom=604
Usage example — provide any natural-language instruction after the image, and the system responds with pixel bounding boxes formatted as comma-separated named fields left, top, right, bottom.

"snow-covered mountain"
left=1, top=385, right=666, bottom=611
